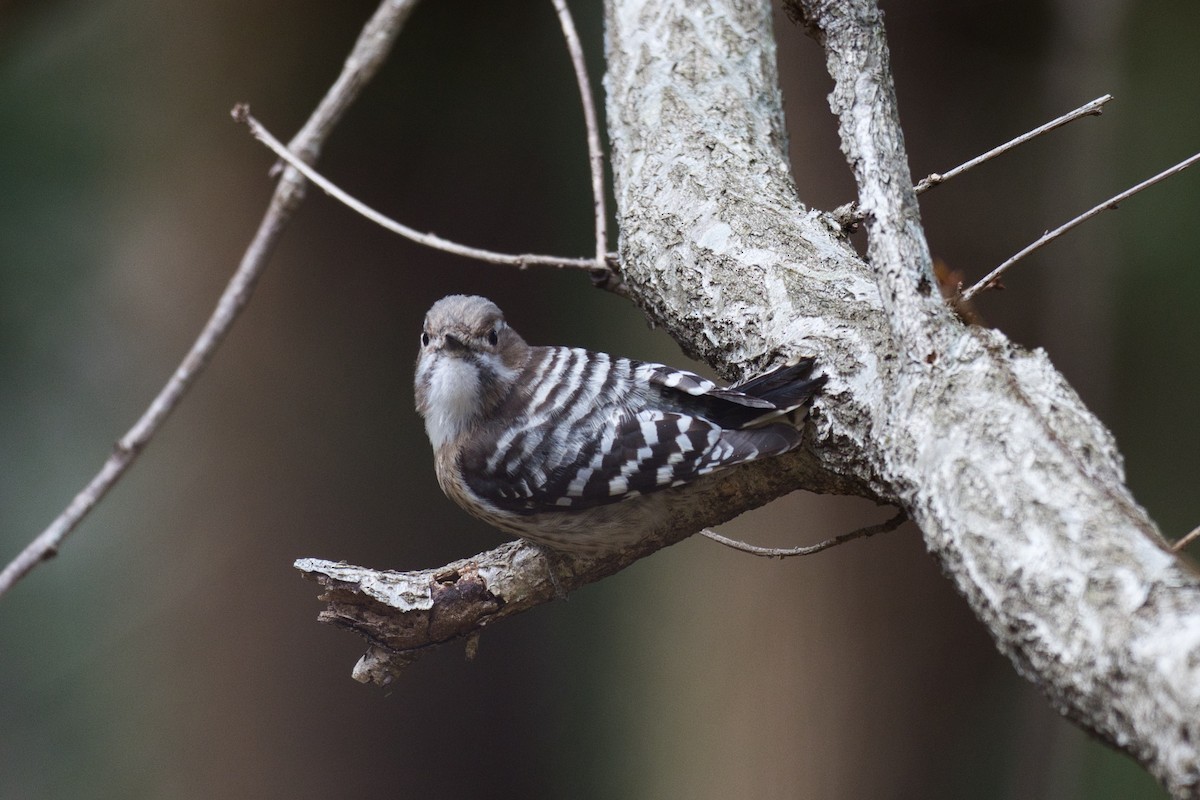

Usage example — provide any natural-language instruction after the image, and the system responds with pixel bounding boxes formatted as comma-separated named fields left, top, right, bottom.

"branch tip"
left=837, top=94, right=1116, bottom=230
left=962, top=148, right=1200, bottom=302
left=1173, top=525, right=1200, bottom=553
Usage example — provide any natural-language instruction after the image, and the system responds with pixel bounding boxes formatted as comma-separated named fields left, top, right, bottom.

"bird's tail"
left=706, top=359, right=826, bottom=428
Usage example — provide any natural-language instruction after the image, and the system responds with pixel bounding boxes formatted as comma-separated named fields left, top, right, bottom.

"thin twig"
left=915, top=95, right=1112, bottom=194
left=700, top=508, right=908, bottom=558
left=238, top=109, right=601, bottom=272
left=0, top=0, right=420, bottom=600
left=551, top=0, right=607, bottom=268
left=834, top=95, right=1113, bottom=227
left=961, top=149, right=1200, bottom=302
left=280, top=0, right=420, bottom=167
left=1173, top=524, right=1200, bottom=553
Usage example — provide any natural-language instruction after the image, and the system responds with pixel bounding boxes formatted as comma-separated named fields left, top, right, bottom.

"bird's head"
left=414, top=295, right=529, bottom=449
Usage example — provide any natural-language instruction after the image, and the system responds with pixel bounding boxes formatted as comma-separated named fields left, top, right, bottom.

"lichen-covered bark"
left=605, top=0, right=1200, bottom=795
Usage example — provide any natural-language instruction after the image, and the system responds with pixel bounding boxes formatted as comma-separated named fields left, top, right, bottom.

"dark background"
left=1, top=0, right=1196, bottom=797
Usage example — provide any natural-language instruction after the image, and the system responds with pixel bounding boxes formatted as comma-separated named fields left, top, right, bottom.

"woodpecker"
left=414, top=295, right=825, bottom=553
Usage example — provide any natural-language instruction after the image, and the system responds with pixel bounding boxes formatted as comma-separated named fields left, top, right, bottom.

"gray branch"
left=0, top=0, right=421, bottom=600
left=297, top=0, right=1200, bottom=794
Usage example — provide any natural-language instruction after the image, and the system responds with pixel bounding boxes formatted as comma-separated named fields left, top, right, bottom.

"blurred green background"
left=1, top=0, right=1195, bottom=797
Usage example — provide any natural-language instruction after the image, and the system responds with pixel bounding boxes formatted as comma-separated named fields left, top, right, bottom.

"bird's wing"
left=468, top=408, right=799, bottom=513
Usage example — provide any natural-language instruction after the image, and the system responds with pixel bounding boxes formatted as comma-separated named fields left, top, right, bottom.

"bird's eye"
left=421, top=332, right=430, bottom=347
left=487, top=329, right=499, bottom=346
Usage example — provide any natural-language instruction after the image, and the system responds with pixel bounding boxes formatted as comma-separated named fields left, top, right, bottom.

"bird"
left=414, top=294, right=825, bottom=554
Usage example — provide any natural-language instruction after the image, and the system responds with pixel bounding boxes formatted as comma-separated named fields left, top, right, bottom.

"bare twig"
left=237, top=109, right=601, bottom=272
left=1173, top=524, right=1200, bottom=553
left=915, top=95, right=1112, bottom=194
left=700, top=508, right=907, bottom=558
left=551, top=0, right=608, bottom=268
left=835, top=95, right=1113, bottom=227
left=961, top=149, right=1200, bottom=302
left=0, top=0, right=420, bottom=600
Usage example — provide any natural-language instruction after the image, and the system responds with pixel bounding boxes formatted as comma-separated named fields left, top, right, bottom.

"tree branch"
left=834, top=94, right=1114, bottom=228
left=961, top=149, right=1200, bottom=301
left=613, top=0, right=1196, bottom=793
left=0, top=0, right=421, bottom=600
left=237, top=107, right=603, bottom=271
left=793, top=0, right=946, bottom=368
left=1174, top=525, right=1200, bottom=553
left=698, top=508, right=907, bottom=558
left=914, top=94, right=1112, bottom=194
left=295, top=2, right=1200, bottom=795
left=551, top=0, right=609, bottom=268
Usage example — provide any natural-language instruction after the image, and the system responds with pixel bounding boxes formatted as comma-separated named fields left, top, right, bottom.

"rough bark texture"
left=606, top=0, right=1200, bottom=795
left=298, top=0, right=1200, bottom=794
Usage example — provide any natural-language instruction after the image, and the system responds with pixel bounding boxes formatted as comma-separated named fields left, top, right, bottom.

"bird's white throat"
left=421, top=355, right=483, bottom=449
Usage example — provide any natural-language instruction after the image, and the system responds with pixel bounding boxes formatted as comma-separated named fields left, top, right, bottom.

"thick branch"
left=609, top=0, right=1200, bottom=795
